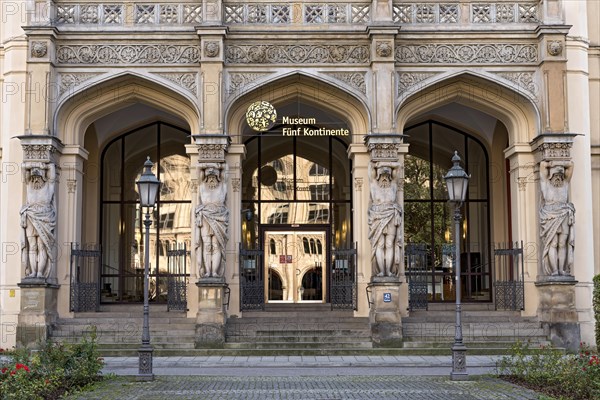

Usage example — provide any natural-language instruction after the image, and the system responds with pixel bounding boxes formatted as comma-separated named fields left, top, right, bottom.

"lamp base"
left=137, top=345, right=154, bottom=381
left=451, top=342, right=468, bottom=381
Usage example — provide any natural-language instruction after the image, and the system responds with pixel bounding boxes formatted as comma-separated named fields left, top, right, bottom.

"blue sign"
left=383, top=293, right=392, bottom=303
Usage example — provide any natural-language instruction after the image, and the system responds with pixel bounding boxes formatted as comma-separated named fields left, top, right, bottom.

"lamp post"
left=136, top=157, right=160, bottom=381
left=443, top=151, right=470, bottom=381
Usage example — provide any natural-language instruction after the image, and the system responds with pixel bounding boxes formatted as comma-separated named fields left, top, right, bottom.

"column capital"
left=193, top=134, right=231, bottom=162
left=530, top=133, right=579, bottom=162
left=364, top=134, right=407, bottom=160
left=17, top=135, right=64, bottom=163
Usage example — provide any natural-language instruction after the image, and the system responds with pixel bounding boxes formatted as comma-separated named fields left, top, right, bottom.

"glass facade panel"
left=102, top=141, right=122, bottom=201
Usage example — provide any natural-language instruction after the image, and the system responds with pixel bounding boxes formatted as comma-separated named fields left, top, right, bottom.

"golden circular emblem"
left=246, top=101, right=277, bottom=132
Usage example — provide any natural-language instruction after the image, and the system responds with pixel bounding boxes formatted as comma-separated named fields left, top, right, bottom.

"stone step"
left=224, top=342, right=373, bottom=350
left=225, top=335, right=371, bottom=343
left=228, top=329, right=371, bottom=336
left=58, top=317, right=195, bottom=325
left=401, top=340, right=551, bottom=349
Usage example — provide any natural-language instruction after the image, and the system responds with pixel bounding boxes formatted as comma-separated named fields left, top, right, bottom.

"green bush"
left=593, top=275, right=600, bottom=348
left=497, top=341, right=600, bottom=400
left=0, top=329, right=103, bottom=400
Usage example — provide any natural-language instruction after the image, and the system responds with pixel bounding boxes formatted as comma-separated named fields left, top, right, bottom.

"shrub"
left=0, top=328, right=103, bottom=400
left=593, top=275, right=600, bottom=348
left=497, top=341, right=600, bottom=400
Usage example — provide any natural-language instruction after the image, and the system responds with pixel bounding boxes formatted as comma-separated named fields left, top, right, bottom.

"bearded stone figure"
left=20, top=162, right=56, bottom=279
left=195, top=162, right=228, bottom=279
left=539, top=160, right=575, bottom=276
left=368, top=161, right=403, bottom=278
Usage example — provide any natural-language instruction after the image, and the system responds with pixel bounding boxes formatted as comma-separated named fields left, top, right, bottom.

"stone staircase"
left=224, top=304, right=373, bottom=355
left=401, top=304, right=552, bottom=355
left=51, top=304, right=197, bottom=356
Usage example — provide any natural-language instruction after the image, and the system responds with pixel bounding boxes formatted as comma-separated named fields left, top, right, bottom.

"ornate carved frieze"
left=325, top=72, right=367, bottom=94
left=224, top=3, right=370, bottom=24
left=367, top=142, right=402, bottom=160
left=154, top=73, right=198, bottom=96
left=55, top=3, right=202, bottom=25
left=227, top=72, right=271, bottom=96
left=391, top=2, right=538, bottom=24
left=537, top=142, right=572, bottom=160
left=194, top=135, right=232, bottom=163
left=31, top=41, right=48, bottom=58
left=225, top=44, right=370, bottom=65
left=495, top=72, right=538, bottom=98
left=56, top=45, right=201, bottom=65
left=58, top=73, right=101, bottom=96
left=22, top=144, right=56, bottom=161
left=396, top=44, right=538, bottom=64
left=397, top=72, right=437, bottom=94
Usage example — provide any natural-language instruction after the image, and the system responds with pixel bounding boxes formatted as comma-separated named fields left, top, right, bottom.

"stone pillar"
left=16, top=135, right=63, bottom=347
left=531, top=134, right=581, bottom=350
left=195, top=281, right=228, bottom=348
left=364, top=134, right=406, bottom=346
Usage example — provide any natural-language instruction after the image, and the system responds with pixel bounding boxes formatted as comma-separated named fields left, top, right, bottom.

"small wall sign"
left=383, top=292, right=392, bottom=303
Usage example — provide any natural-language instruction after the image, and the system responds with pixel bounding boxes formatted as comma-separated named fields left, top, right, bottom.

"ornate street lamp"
left=443, top=151, right=470, bottom=381
left=136, top=157, right=160, bottom=381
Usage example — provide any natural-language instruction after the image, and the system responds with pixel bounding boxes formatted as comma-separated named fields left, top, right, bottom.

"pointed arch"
left=226, top=72, right=370, bottom=143
left=55, top=73, right=200, bottom=145
left=397, top=71, right=540, bottom=144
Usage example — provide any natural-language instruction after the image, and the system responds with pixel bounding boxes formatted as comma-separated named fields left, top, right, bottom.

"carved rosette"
left=30, top=41, right=48, bottom=58
left=376, top=41, right=393, bottom=58
left=204, top=41, right=220, bottom=58
left=547, top=41, right=563, bottom=57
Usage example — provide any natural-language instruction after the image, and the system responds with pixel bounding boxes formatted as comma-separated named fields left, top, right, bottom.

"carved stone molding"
left=227, top=72, right=271, bottom=96
left=58, top=73, right=102, bottom=96
left=325, top=72, right=366, bottom=94
left=354, top=177, right=363, bottom=191
left=365, top=135, right=404, bottom=161
left=56, top=44, right=201, bottom=65
left=67, top=179, right=77, bottom=194
left=31, top=41, right=48, bottom=58
left=194, top=135, right=232, bottom=162
left=204, top=41, right=220, bottom=58
left=547, top=41, right=563, bottom=56
left=537, top=142, right=572, bottom=160
left=225, top=44, right=370, bottom=64
left=396, top=44, right=538, bottom=64
left=397, top=72, right=437, bottom=94
left=154, top=72, right=198, bottom=95
left=231, top=178, right=240, bottom=192
left=22, top=144, right=57, bottom=161
left=495, top=72, right=538, bottom=97
left=376, top=41, right=393, bottom=58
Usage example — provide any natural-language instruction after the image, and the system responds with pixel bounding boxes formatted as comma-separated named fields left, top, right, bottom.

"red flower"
left=15, top=363, right=30, bottom=372
left=1, top=367, right=7, bottom=374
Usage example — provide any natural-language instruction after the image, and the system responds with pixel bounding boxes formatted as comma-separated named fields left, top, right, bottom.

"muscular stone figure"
left=368, top=161, right=403, bottom=277
left=20, top=162, right=56, bottom=279
left=195, top=162, right=228, bottom=278
left=539, top=160, right=575, bottom=276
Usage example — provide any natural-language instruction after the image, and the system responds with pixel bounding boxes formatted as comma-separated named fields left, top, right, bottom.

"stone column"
left=364, top=134, right=406, bottom=347
left=531, top=134, right=581, bottom=351
left=16, top=135, right=63, bottom=347
left=193, top=134, right=231, bottom=347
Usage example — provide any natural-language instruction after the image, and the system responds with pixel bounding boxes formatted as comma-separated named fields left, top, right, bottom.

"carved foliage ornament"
left=22, top=144, right=56, bottom=161
left=538, top=142, right=572, bottom=160
left=228, top=72, right=271, bottom=96
left=56, top=44, right=201, bottom=64
left=376, top=41, right=393, bottom=58
left=326, top=72, right=367, bottom=94
left=225, top=44, right=370, bottom=64
left=31, top=41, right=48, bottom=58
left=397, top=72, right=436, bottom=94
left=396, top=44, right=538, bottom=64
left=204, top=41, right=220, bottom=58
left=198, top=144, right=229, bottom=161
left=367, top=142, right=401, bottom=160
left=58, top=73, right=101, bottom=96
left=155, top=73, right=198, bottom=95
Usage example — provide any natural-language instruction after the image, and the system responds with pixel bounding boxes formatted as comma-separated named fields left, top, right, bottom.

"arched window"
left=303, top=237, right=310, bottom=254
left=270, top=239, right=276, bottom=255
left=100, top=122, right=191, bottom=303
left=309, top=238, right=316, bottom=254
left=404, top=120, right=490, bottom=303
left=316, top=239, right=323, bottom=255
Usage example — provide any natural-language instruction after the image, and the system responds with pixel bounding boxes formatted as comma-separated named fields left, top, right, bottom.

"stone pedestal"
left=369, top=277, right=403, bottom=347
left=16, top=281, right=59, bottom=347
left=195, top=279, right=228, bottom=348
left=536, top=279, right=580, bottom=351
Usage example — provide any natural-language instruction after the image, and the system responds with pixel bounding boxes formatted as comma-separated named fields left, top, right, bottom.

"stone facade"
left=0, top=0, right=598, bottom=349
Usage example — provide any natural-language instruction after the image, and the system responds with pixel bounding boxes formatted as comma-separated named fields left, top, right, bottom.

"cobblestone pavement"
left=66, top=375, right=541, bottom=400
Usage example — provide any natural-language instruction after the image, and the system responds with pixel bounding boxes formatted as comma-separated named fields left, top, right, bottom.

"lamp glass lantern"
left=137, top=157, right=160, bottom=208
left=444, top=151, right=470, bottom=203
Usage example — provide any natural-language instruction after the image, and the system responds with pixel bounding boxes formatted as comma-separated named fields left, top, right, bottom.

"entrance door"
left=264, top=230, right=326, bottom=303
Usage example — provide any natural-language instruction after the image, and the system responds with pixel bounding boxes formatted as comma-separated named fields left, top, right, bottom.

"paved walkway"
left=61, top=355, right=544, bottom=399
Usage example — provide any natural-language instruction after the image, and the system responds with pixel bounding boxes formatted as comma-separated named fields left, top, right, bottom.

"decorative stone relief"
left=58, top=73, right=101, bottom=96
left=517, top=177, right=527, bottom=191
left=547, top=41, right=563, bottom=56
left=55, top=3, right=202, bottom=25
left=190, top=178, right=199, bottom=193
left=225, top=44, right=370, bottom=64
left=397, top=72, right=437, bottom=94
left=22, top=144, right=56, bottom=161
left=67, top=179, right=77, bottom=194
left=154, top=73, right=198, bottom=96
left=231, top=178, right=241, bottom=192
left=354, top=177, right=363, bottom=191
left=538, top=142, right=572, bottom=159
left=228, top=72, right=271, bottom=96
left=366, top=142, right=402, bottom=160
left=376, top=42, right=393, bottom=58
left=56, top=45, right=201, bottom=65
left=31, top=41, right=48, bottom=58
left=204, top=41, right=220, bottom=58
left=396, top=44, right=538, bottom=64
left=495, top=72, right=537, bottom=97
left=325, top=72, right=367, bottom=94
left=391, top=2, right=538, bottom=24
left=198, top=144, right=229, bottom=161
left=223, top=3, right=370, bottom=24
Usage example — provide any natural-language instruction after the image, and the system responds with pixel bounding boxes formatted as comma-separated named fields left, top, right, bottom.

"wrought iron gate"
left=405, top=243, right=429, bottom=311
left=166, top=243, right=189, bottom=311
left=331, top=243, right=357, bottom=310
left=239, top=243, right=264, bottom=311
left=493, top=241, right=525, bottom=310
left=69, top=243, right=101, bottom=312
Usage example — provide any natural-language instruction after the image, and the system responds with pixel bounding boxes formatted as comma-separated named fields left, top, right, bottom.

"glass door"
left=264, top=230, right=326, bottom=303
